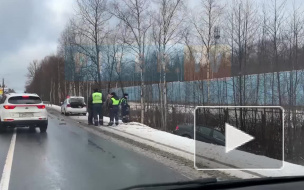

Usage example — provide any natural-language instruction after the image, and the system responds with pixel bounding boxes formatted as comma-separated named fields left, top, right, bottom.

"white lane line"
left=0, top=129, right=17, bottom=190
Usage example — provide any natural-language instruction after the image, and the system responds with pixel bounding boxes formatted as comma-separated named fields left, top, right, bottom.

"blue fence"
left=109, top=70, right=304, bottom=106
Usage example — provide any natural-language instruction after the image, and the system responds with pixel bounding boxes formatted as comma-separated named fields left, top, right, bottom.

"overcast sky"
left=0, top=0, right=302, bottom=93
left=0, top=0, right=75, bottom=92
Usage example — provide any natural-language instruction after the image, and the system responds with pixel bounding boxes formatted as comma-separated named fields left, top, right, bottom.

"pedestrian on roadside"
left=108, top=92, right=120, bottom=126
left=120, top=93, right=130, bottom=123
left=87, top=94, right=94, bottom=125
left=92, top=88, right=103, bottom=126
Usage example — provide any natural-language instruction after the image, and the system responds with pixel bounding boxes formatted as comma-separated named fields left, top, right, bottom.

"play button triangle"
left=225, top=123, right=255, bottom=153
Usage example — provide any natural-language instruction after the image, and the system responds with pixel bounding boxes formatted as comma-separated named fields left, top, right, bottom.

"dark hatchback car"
left=173, top=124, right=225, bottom=146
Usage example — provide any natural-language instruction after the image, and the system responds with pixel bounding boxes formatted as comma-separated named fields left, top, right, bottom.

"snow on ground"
left=47, top=105, right=304, bottom=179
left=47, top=104, right=62, bottom=112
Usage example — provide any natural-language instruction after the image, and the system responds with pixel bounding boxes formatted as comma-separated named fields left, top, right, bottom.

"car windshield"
left=8, top=96, right=42, bottom=104
left=1, top=0, right=304, bottom=189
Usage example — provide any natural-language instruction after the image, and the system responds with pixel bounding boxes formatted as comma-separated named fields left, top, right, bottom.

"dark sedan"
left=173, top=124, right=225, bottom=146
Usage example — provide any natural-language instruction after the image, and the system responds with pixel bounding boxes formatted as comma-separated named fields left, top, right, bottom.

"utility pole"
left=2, top=78, right=4, bottom=95
left=207, top=27, right=221, bottom=102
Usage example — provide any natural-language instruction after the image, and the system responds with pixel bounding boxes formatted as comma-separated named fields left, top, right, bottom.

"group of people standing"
left=87, top=89, right=130, bottom=126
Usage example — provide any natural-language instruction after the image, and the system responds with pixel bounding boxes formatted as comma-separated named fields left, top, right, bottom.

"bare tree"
left=192, top=0, right=224, bottom=103
left=266, top=0, right=287, bottom=105
left=226, top=0, right=259, bottom=129
left=26, top=60, right=39, bottom=85
left=26, top=56, right=65, bottom=104
left=151, top=0, right=185, bottom=130
left=257, top=3, right=270, bottom=105
left=72, top=0, right=112, bottom=87
left=286, top=0, right=304, bottom=126
left=58, top=23, right=77, bottom=98
left=110, top=0, right=152, bottom=123
left=102, top=23, right=128, bottom=94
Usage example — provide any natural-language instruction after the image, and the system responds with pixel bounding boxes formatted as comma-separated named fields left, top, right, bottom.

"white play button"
left=225, top=123, right=255, bottom=153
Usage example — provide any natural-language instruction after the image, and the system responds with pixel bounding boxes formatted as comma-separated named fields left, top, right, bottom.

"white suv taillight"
left=3, top=105, right=16, bottom=109
left=37, top=105, right=46, bottom=109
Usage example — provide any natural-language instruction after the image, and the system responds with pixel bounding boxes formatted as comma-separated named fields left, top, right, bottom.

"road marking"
left=0, top=129, right=17, bottom=190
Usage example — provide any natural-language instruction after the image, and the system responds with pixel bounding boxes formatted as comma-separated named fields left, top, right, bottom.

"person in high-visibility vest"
left=92, top=88, right=103, bottom=126
left=108, top=92, right=120, bottom=126
left=120, top=93, right=130, bottom=123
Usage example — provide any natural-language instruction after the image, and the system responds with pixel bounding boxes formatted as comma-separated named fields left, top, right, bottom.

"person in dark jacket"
left=120, top=93, right=130, bottom=123
left=108, top=92, right=120, bottom=126
left=87, top=94, right=94, bottom=125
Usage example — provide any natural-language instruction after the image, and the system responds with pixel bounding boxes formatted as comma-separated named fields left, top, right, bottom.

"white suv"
left=0, top=93, right=48, bottom=133
left=61, top=96, right=87, bottom=116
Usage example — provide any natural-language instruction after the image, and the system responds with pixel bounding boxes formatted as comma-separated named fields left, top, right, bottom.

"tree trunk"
left=159, top=67, right=164, bottom=129
left=272, top=72, right=275, bottom=105
left=256, top=74, right=260, bottom=104
left=264, top=73, right=266, bottom=104
left=140, top=70, right=145, bottom=123
left=163, top=77, right=167, bottom=131
left=277, top=72, right=282, bottom=105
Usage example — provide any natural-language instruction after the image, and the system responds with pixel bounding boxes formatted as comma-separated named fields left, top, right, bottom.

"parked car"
left=0, top=93, right=48, bottom=133
left=61, top=96, right=87, bottom=116
left=173, top=124, right=225, bottom=146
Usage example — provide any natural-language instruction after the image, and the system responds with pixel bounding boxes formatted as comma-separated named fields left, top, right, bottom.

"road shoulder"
left=47, top=107, right=243, bottom=180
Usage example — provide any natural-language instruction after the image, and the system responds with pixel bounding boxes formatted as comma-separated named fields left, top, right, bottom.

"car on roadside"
left=173, top=124, right=225, bottom=146
left=61, top=96, right=87, bottom=116
left=0, top=93, right=48, bottom=133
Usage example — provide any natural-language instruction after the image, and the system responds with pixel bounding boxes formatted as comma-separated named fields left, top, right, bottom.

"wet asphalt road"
left=0, top=113, right=188, bottom=190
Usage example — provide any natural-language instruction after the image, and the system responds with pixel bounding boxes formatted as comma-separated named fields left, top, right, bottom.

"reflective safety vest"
left=111, top=97, right=120, bottom=105
left=92, top=92, right=102, bottom=104
left=120, top=98, right=127, bottom=104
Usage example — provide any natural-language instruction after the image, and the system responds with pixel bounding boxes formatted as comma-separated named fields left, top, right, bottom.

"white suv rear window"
left=8, top=96, right=42, bottom=104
